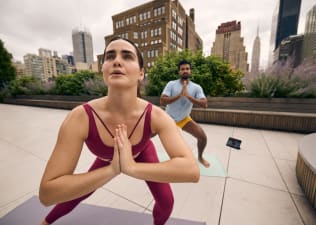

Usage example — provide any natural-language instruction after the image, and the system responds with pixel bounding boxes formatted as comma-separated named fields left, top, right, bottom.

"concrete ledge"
left=191, top=108, right=316, bottom=133
left=3, top=97, right=316, bottom=133
left=296, top=133, right=316, bottom=208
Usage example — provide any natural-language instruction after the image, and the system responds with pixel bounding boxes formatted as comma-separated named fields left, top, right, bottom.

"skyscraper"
left=72, top=29, right=94, bottom=64
left=251, top=27, right=261, bottom=74
left=302, top=4, right=316, bottom=60
left=211, top=20, right=248, bottom=74
left=268, top=0, right=302, bottom=65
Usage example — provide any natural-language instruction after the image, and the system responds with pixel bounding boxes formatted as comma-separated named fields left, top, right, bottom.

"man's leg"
left=182, top=120, right=210, bottom=168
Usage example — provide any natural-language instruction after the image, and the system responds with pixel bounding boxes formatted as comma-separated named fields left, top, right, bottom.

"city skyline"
left=0, top=0, right=314, bottom=70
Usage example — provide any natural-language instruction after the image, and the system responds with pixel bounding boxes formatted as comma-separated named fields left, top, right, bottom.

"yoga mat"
left=0, top=196, right=205, bottom=225
left=158, top=152, right=227, bottom=177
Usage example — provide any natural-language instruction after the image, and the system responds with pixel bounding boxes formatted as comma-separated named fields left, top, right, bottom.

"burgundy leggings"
left=45, top=142, right=174, bottom=225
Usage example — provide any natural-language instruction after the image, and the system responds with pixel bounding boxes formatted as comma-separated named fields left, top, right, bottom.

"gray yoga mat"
left=0, top=196, right=206, bottom=225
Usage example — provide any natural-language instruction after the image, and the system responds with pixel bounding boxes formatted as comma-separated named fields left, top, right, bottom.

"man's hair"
left=104, top=37, right=144, bottom=69
left=178, top=59, right=191, bottom=70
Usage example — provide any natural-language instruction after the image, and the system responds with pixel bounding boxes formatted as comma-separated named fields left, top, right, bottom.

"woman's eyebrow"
left=104, top=50, right=115, bottom=55
left=105, top=49, right=135, bottom=56
left=121, top=50, right=136, bottom=56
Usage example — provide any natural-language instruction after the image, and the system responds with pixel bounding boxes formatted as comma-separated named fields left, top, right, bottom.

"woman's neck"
left=106, top=90, right=139, bottom=113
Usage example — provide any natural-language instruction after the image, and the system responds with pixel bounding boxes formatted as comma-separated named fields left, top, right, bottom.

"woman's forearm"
left=39, top=166, right=118, bottom=206
left=126, top=157, right=200, bottom=183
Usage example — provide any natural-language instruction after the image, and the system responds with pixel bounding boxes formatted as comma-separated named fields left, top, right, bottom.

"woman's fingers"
left=112, top=137, right=121, bottom=174
left=115, top=124, right=134, bottom=174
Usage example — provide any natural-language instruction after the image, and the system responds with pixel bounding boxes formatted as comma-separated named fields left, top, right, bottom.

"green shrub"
left=249, top=74, right=316, bottom=98
left=54, top=71, right=98, bottom=95
left=83, top=77, right=107, bottom=96
left=146, top=50, right=245, bottom=96
left=8, top=76, right=43, bottom=96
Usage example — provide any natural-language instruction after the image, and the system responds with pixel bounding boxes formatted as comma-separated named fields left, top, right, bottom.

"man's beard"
left=181, top=74, right=189, bottom=80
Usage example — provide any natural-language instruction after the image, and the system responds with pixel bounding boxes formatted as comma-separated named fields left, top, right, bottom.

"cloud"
left=0, top=0, right=314, bottom=70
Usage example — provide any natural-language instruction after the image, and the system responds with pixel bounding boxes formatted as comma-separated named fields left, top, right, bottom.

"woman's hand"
left=111, top=134, right=121, bottom=175
left=114, top=124, right=136, bottom=175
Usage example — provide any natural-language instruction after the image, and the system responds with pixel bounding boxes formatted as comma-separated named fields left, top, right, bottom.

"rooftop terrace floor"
left=0, top=103, right=315, bottom=225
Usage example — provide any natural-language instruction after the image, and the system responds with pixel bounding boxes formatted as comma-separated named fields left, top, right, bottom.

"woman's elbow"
left=39, top=195, right=52, bottom=207
left=39, top=186, right=54, bottom=206
left=188, top=163, right=200, bottom=183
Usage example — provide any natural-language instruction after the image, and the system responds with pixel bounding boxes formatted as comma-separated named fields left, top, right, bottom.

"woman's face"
left=102, top=39, right=144, bottom=89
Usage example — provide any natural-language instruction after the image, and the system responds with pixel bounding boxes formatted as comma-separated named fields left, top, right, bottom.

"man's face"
left=179, top=64, right=191, bottom=80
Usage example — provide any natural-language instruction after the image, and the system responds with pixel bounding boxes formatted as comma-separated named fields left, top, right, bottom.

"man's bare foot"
left=198, top=157, right=210, bottom=168
left=39, top=220, right=49, bottom=225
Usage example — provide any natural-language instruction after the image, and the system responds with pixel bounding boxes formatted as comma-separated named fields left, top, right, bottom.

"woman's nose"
left=113, top=55, right=122, bottom=66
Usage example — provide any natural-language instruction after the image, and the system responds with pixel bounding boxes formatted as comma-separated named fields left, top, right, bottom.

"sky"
left=0, top=0, right=315, bottom=70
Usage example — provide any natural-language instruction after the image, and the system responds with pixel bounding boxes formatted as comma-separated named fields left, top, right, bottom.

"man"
left=160, top=60, right=210, bottom=168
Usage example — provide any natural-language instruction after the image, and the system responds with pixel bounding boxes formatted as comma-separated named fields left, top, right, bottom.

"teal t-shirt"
left=162, top=79, right=206, bottom=122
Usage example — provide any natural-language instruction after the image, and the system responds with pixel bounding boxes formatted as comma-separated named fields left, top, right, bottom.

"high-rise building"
left=39, top=48, right=52, bottom=58
left=302, top=4, right=316, bottom=61
left=251, top=27, right=261, bottom=74
left=268, top=0, right=302, bottom=65
left=24, top=54, right=45, bottom=81
left=279, top=34, right=303, bottom=67
left=103, top=0, right=202, bottom=73
left=72, top=29, right=94, bottom=64
left=211, top=20, right=248, bottom=74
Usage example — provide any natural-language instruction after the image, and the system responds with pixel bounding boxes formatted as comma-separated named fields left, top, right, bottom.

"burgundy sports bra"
left=82, top=103, right=152, bottom=160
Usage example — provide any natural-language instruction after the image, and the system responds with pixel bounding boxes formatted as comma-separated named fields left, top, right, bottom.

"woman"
left=39, top=37, right=200, bottom=225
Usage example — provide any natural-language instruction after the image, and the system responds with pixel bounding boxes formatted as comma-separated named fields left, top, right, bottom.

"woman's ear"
left=139, top=68, right=145, bottom=81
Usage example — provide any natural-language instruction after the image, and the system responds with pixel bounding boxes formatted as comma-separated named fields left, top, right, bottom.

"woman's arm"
left=39, top=106, right=120, bottom=206
left=117, top=106, right=200, bottom=183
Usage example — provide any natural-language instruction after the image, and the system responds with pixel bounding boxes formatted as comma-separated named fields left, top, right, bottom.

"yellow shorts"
left=176, top=116, right=192, bottom=129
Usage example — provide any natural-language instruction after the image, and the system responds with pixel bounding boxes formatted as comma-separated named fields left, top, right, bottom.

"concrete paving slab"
left=292, top=194, right=316, bottom=225
left=221, top=178, right=304, bottom=225
left=228, top=150, right=287, bottom=191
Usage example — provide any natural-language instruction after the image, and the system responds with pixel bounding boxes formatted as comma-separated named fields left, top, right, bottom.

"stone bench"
left=296, top=133, right=316, bottom=208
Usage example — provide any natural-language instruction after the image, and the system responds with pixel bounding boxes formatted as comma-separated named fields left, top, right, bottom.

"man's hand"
left=181, top=80, right=189, bottom=97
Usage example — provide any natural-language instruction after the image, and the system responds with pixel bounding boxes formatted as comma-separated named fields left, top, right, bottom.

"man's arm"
left=160, top=94, right=181, bottom=106
left=182, top=82, right=208, bottom=108
left=185, top=95, right=208, bottom=108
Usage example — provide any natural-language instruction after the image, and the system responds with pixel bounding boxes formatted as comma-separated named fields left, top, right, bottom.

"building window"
left=177, top=27, right=183, bottom=36
left=172, top=21, right=177, bottom=31
left=172, top=9, right=176, bottom=19
left=177, top=16, right=184, bottom=26
left=133, top=32, right=138, bottom=39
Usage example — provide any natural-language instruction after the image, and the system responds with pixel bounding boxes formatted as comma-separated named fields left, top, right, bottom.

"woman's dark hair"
left=103, top=37, right=144, bottom=69
left=178, top=59, right=191, bottom=70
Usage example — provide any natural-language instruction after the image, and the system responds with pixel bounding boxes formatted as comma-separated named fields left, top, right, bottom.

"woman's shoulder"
left=150, top=104, right=172, bottom=121
left=65, top=97, right=104, bottom=122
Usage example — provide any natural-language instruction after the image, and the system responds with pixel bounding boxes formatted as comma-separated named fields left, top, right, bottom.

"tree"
left=0, top=39, right=16, bottom=89
left=145, top=49, right=244, bottom=96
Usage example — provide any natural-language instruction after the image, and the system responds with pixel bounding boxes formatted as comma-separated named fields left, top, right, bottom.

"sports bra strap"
left=85, top=103, right=151, bottom=139
left=89, top=106, right=114, bottom=138
left=128, top=104, right=150, bottom=139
